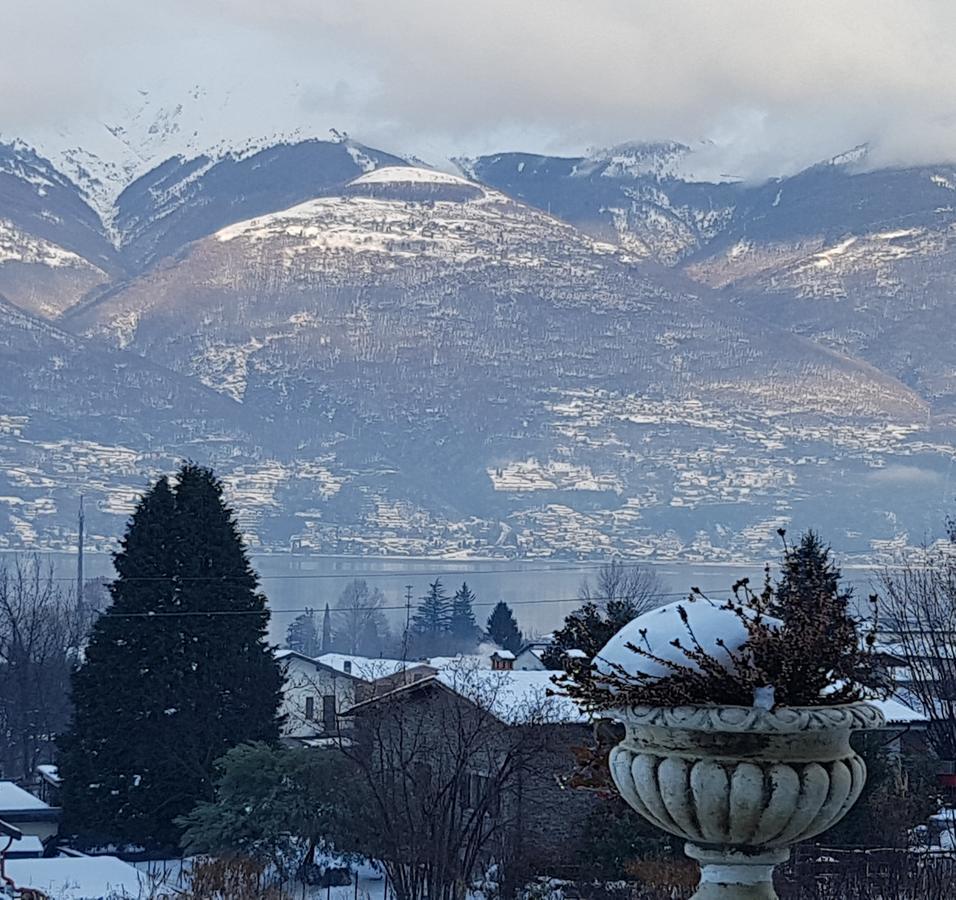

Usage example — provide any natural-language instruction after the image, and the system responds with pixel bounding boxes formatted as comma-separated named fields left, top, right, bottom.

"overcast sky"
left=5, top=0, right=956, bottom=178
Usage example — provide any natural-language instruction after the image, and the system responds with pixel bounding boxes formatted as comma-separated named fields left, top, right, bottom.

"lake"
left=16, top=551, right=879, bottom=644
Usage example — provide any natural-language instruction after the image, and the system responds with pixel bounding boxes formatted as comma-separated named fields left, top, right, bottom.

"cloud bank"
left=4, top=0, right=956, bottom=176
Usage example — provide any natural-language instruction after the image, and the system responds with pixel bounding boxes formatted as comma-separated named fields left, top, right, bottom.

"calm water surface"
left=19, top=551, right=878, bottom=644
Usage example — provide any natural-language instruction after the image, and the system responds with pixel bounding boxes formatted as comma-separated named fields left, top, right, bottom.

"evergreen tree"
left=486, top=601, right=523, bottom=654
left=286, top=609, right=320, bottom=656
left=543, top=562, right=662, bottom=669
left=764, top=528, right=873, bottom=705
left=58, top=464, right=283, bottom=848
left=410, top=579, right=451, bottom=656
left=321, top=603, right=332, bottom=653
left=542, top=600, right=643, bottom=669
left=771, top=529, right=852, bottom=619
left=449, top=582, right=479, bottom=649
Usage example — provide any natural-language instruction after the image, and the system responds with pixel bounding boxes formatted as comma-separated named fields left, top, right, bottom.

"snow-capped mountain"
left=2, top=128, right=956, bottom=560
left=465, top=144, right=740, bottom=265
left=0, top=141, right=118, bottom=316
left=58, top=164, right=936, bottom=560
left=11, top=85, right=335, bottom=225
left=112, top=138, right=407, bottom=272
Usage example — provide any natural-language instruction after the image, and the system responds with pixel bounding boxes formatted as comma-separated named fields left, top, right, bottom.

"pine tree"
left=286, top=609, right=320, bottom=656
left=772, top=529, right=852, bottom=620
left=765, top=528, right=869, bottom=705
left=486, top=601, right=523, bottom=654
left=58, top=464, right=283, bottom=848
left=410, top=579, right=451, bottom=656
left=449, top=582, right=479, bottom=649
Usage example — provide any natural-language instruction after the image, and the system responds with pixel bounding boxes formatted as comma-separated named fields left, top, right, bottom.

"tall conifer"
left=410, top=579, right=451, bottom=656
left=450, top=582, right=480, bottom=649
left=59, top=464, right=282, bottom=848
left=486, top=601, right=523, bottom=654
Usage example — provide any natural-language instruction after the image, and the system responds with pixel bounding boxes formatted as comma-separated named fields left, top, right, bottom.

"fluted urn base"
left=685, top=844, right=788, bottom=900
left=608, top=704, right=884, bottom=900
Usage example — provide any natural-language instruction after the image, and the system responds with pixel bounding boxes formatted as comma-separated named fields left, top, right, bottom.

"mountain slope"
left=0, top=142, right=118, bottom=316
left=113, top=138, right=408, bottom=272
left=0, top=295, right=260, bottom=548
left=465, top=144, right=741, bottom=265
left=62, top=166, right=938, bottom=559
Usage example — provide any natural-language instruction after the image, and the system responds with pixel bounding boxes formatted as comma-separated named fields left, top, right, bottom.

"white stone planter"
left=609, top=703, right=884, bottom=900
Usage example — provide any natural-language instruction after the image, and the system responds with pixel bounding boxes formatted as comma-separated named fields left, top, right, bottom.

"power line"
left=41, top=559, right=764, bottom=584
left=96, top=587, right=728, bottom=618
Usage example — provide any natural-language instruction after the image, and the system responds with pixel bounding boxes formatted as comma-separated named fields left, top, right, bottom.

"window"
left=304, top=696, right=315, bottom=721
left=323, top=694, right=336, bottom=731
left=461, top=771, right=499, bottom=815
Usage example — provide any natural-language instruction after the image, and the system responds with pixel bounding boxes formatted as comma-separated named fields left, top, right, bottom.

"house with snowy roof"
left=277, top=650, right=435, bottom=745
left=345, top=662, right=597, bottom=874
left=513, top=641, right=549, bottom=671
left=0, top=782, right=59, bottom=844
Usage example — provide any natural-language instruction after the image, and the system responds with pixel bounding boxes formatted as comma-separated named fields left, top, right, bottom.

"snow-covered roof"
left=350, top=166, right=473, bottom=187
left=0, top=782, right=49, bottom=812
left=433, top=669, right=586, bottom=725
left=491, top=649, right=516, bottom=660
left=6, top=834, right=43, bottom=857
left=36, top=764, right=61, bottom=786
left=3, top=856, right=156, bottom=899
left=315, top=652, right=430, bottom=681
left=867, top=695, right=927, bottom=725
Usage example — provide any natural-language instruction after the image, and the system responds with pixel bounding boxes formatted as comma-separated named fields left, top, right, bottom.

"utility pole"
left=76, top=494, right=85, bottom=619
left=401, top=584, right=413, bottom=664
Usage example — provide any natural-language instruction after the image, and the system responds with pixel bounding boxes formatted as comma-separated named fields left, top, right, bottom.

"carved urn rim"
left=609, top=701, right=885, bottom=733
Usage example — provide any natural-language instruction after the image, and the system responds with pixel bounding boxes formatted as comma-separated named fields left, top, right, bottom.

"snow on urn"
left=593, top=600, right=883, bottom=900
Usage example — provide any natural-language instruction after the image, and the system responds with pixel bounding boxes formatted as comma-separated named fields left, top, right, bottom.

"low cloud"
left=866, top=465, right=946, bottom=486
left=4, top=1, right=956, bottom=175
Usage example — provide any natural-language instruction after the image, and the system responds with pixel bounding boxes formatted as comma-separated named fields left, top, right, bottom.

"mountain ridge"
left=2, top=133, right=956, bottom=560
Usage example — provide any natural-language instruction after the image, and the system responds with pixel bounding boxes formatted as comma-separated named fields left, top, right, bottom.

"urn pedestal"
left=608, top=704, right=883, bottom=900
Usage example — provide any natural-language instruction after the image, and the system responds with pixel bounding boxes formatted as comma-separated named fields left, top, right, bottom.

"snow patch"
left=594, top=598, right=781, bottom=682
left=350, top=165, right=476, bottom=188
left=0, top=219, right=100, bottom=270
left=811, top=237, right=858, bottom=267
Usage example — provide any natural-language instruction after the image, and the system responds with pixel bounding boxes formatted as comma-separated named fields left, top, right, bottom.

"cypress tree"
left=321, top=603, right=332, bottom=654
left=449, top=582, right=479, bottom=649
left=486, top=601, right=523, bottom=655
left=58, top=464, right=283, bottom=848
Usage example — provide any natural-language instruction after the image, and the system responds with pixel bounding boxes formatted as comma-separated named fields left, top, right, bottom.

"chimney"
left=491, top=650, right=515, bottom=671
left=343, top=660, right=352, bottom=675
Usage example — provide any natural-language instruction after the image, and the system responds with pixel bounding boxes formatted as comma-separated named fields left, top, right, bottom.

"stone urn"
left=608, top=703, right=884, bottom=899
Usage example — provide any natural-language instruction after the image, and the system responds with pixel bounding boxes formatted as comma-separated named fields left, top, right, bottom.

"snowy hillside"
left=2, top=125, right=956, bottom=560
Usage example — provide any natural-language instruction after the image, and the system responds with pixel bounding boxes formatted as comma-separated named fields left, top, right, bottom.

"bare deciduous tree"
left=579, top=560, right=662, bottom=617
left=877, top=548, right=956, bottom=760
left=335, top=579, right=389, bottom=657
left=340, top=666, right=575, bottom=900
left=0, top=555, right=89, bottom=782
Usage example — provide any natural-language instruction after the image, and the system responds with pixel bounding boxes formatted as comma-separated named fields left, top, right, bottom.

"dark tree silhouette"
left=486, top=601, right=523, bottom=655
left=58, top=464, right=284, bottom=848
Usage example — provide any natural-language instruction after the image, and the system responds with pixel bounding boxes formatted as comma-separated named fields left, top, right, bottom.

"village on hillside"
left=2, top=464, right=956, bottom=899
